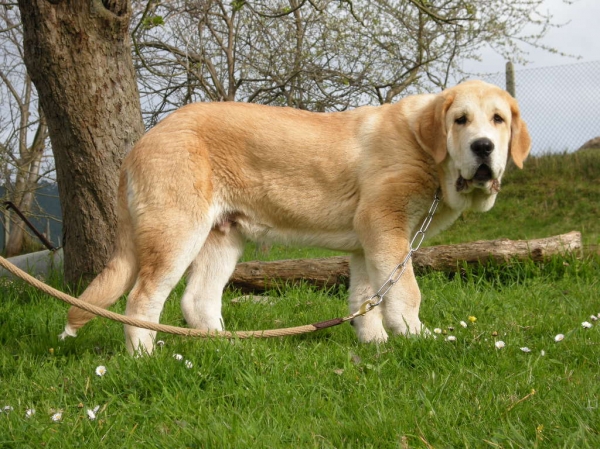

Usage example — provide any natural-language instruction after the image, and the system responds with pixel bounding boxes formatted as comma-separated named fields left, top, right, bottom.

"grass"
left=1, top=151, right=599, bottom=447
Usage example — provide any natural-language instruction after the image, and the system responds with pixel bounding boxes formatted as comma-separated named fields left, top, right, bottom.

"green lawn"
left=1, top=151, right=599, bottom=447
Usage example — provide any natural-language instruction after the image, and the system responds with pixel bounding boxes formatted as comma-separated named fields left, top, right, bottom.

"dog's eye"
left=455, top=115, right=467, bottom=125
left=493, top=114, right=504, bottom=124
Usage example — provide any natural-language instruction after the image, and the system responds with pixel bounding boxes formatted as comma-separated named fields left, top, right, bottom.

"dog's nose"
left=471, top=138, right=494, bottom=159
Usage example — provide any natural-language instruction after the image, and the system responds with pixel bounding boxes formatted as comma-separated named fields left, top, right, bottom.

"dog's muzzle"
left=456, top=164, right=500, bottom=194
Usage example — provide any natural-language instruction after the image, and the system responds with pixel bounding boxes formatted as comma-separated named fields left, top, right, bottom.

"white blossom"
left=445, top=335, right=457, bottom=342
left=582, top=321, right=593, bottom=329
left=87, top=406, right=100, bottom=421
left=495, top=340, right=505, bottom=349
left=173, top=353, right=184, bottom=361
left=51, top=412, right=62, bottom=422
left=554, top=334, right=564, bottom=342
left=520, top=347, right=531, bottom=353
left=460, top=321, right=468, bottom=328
left=185, top=360, right=193, bottom=369
left=95, top=365, right=107, bottom=377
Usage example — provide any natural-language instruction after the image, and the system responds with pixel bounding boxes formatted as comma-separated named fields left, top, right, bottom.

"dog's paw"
left=58, top=324, right=77, bottom=340
left=356, top=326, right=389, bottom=344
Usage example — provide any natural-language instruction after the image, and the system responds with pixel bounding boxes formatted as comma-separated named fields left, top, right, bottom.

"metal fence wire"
left=481, top=60, right=600, bottom=155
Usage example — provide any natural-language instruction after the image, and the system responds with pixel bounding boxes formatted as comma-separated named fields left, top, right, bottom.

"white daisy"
left=156, top=340, right=165, bottom=346
left=3, top=406, right=13, bottom=412
left=51, top=412, right=62, bottom=422
left=25, top=409, right=35, bottom=418
left=590, top=315, right=598, bottom=321
left=95, top=365, right=107, bottom=377
left=582, top=321, right=593, bottom=329
left=87, top=406, right=100, bottom=421
left=554, top=334, right=564, bottom=342
left=433, top=328, right=442, bottom=334
left=184, top=360, right=193, bottom=369
left=460, top=321, right=468, bottom=328
left=173, top=354, right=184, bottom=361
left=495, top=340, right=505, bottom=349
left=520, top=347, right=531, bottom=353
left=445, top=335, right=457, bottom=342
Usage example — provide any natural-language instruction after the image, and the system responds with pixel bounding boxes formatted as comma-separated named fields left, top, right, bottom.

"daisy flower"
left=433, top=328, right=442, bottom=334
left=156, top=340, right=165, bottom=347
left=495, top=340, right=505, bottom=349
left=554, top=334, right=564, bottom=342
left=51, top=412, right=62, bottom=422
left=520, top=347, right=531, bottom=353
left=173, top=354, right=184, bottom=361
left=582, top=321, right=593, bottom=329
left=95, top=365, right=107, bottom=377
left=445, top=335, right=457, bottom=342
left=185, top=360, right=193, bottom=369
left=87, top=406, right=100, bottom=421
left=460, top=321, right=468, bottom=328
left=25, top=409, right=35, bottom=418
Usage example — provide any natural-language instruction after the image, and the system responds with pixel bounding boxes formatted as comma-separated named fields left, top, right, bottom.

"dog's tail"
left=60, top=171, right=138, bottom=339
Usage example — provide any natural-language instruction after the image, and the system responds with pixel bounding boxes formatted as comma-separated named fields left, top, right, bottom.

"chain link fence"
left=481, top=60, right=600, bottom=155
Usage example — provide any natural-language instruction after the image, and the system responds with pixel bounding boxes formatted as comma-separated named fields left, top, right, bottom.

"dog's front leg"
left=356, top=204, right=427, bottom=338
left=363, top=250, right=425, bottom=337
left=348, top=253, right=388, bottom=343
left=378, top=258, right=425, bottom=336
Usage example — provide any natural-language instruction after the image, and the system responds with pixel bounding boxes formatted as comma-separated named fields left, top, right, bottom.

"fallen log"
left=229, top=231, right=582, bottom=292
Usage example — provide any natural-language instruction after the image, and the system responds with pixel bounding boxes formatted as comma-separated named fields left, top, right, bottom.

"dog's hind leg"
left=181, top=224, right=245, bottom=331
left=124, top=218, right=211, bottom=356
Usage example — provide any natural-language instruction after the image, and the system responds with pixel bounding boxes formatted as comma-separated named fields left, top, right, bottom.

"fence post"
left=505, top=61, right=516, bottom=97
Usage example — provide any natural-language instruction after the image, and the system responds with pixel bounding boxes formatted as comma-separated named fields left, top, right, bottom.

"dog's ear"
left=508, top=97, right=531, bottom=169
left=411, top=92, right=455, bottom=164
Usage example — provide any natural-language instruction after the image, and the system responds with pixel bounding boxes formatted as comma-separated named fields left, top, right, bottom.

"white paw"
left=356, top=326, right=389, bottom=344
left=58, top=324, right=77, bottom=340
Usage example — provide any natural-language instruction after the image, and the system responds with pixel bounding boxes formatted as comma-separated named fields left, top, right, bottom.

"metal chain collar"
left=348, top=188, right=442, bottom=319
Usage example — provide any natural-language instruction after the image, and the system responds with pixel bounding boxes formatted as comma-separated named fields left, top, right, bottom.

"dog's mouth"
left=456, top=164, right=500, bottom=193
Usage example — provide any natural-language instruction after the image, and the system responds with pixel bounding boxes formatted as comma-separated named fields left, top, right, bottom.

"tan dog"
left=60, top=80, right=531, bottom=355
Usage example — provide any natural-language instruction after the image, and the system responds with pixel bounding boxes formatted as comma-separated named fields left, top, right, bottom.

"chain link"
left=355, top=189, right=442, bottom=316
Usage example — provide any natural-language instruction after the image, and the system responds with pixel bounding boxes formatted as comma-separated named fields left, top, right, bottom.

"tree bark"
left=18, top=0, right=144, bottom=282
left=229, top=232, right=582, bottom=292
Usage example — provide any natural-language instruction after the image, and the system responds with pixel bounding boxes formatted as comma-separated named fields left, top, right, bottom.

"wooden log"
left=229, top=231, right=582, bottom=292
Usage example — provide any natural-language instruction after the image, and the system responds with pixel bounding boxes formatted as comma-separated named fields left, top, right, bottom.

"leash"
left=0, top=190, right=440, bottom=339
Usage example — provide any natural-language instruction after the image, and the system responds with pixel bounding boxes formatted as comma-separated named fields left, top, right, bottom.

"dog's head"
left=411, top=80, right=531, bottom=212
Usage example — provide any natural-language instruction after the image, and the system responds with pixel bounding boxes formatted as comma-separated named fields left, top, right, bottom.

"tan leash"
left=0, top=255, right=360, bottom=338
left=0, top=190, right=440, bottom=339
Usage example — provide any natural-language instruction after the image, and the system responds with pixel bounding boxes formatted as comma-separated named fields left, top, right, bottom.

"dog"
left=60, top=80, right=531, bottom=355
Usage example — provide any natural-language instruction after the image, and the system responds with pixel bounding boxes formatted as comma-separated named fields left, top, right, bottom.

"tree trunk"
left=18, top=0, right=144, bottom=282
left=5, top=108, right=47, bottom=257
left=229, top=232, right=582, bottom=292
